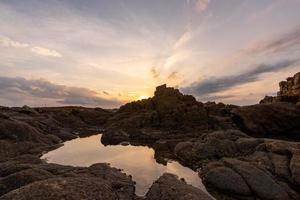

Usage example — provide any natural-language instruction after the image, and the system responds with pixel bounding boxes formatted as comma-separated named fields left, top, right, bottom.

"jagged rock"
left=260, top=72, right=300, bottom=104
left=146, top=173, right=213, bottom=200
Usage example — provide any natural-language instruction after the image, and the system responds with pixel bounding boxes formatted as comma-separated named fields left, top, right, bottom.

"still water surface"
left=41, top=134, right=205, bottom=196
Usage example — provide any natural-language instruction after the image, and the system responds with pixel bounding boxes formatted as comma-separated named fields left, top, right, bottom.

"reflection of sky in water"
left=41, top=134, right=205, bottom=196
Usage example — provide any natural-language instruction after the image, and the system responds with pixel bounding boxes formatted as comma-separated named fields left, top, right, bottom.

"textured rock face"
left=146, top=173, right=213, bottom=200
left=175, top=130, right=300, bottom=200
left=260, top=72, right=300, bottom=104
left=279, top=72, right=300, bottom=97
left=0, top=160, right=136, bottom=200
left=0, top=106, right=112, bottom=161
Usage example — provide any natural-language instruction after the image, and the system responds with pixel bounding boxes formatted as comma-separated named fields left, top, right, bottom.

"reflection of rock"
left=260, top=72, right=300, bottom=104
left=146, top=173, right=213, bottom=200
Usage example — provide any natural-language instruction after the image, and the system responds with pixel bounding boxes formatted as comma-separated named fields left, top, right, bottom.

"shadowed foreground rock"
left=174, top=130, right=300, bottom=199
left=146, top=173, right=213, bottom=200
left=231, top=102, right=300, bottom=139
left=0, top=159, right=136, bottom=200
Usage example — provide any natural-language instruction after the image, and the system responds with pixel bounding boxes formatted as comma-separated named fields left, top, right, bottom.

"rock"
left=0, top=163, right=136, bottom=200
left=146, top=173, right=213, bottom=200
left=232, top=102, right=300, bottom=139
left=260, top=72, right=300, bottom=104
left=204, top=167, right=252, bottom=196
left=103, top=85, right=238, bottom=146
left=174, top=130, right=259, bottom=167
left=271, top=154, right=291, bottom=180
left=0, top=168, right=53, bottom=195
left=0, top=177, right=133, bottom=200
left=290, top=151, right=300, bottom=185
left=224, top=158, right=290, bottom=200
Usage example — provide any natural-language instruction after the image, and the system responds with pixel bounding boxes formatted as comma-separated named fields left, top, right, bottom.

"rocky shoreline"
left=1, top=72, right=300, bottom=199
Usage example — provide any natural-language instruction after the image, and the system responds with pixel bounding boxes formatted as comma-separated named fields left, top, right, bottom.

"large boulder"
left=146, top=173, right=213, bottom=200
left=204, top=166, right=252, bottom=196
left=223, top=158, right=290, bottom=200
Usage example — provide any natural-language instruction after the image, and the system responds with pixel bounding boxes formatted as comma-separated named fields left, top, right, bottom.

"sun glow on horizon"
left=138, top=95, right=151, bottom=100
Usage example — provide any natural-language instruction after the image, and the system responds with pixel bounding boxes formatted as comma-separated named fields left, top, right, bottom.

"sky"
left=0, top=0, right=299, bottom=108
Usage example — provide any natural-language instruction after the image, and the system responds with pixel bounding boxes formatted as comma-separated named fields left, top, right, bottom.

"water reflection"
left=41, top=134, right=205, bottom=196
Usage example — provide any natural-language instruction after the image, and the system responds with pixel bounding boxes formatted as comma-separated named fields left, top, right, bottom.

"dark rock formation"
left=145, top=173, right=213, bottom=200
left=0, top=158, right=136, bottom=200
left=260, top=72, right=300, bottom=104
left=231, top=102, right=300, bottom=139
left=174, top=130, right=300, bottom=199
left=102, top=84, right=237, bottom=145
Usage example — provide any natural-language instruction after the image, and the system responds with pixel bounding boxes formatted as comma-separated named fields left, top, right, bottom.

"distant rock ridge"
left=260, top=72, right=300, bottom=105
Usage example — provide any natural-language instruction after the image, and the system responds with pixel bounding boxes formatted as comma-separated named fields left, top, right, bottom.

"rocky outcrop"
left=102, top=85, right=237, bottom=145
left=145, top=173, right=213, bottom=200
left=260, top=72, right=300, bottom=104
left=174, top=130, right=300, bottom=199
left=231, top=102, right=300, bottom=139
left=0, top=106, right=112, bottom=161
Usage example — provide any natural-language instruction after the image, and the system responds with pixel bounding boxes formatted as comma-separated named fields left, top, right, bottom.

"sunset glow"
left=0, top=0, right=299, bottom=107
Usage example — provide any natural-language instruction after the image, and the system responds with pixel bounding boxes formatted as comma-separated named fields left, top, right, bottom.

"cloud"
left=0, top=35, right=29, bottom=48
left=173, top=31, right=192, bottom=49
left=31, top=46, right=62, bottom=57
left=0, top=35, right=62, bottom=58
left=182, top=59, right=299, bottom=96
left=194, top=0, right=210, bottom=13
left=243, top=27, right=300, bottom=55
left=150, top=66, right=160, bottom=79
left=103, top=91, right=110, bottom=95
left=168, top=71, right=179, bottom=80
left=0, top=76, right=122, bottom=108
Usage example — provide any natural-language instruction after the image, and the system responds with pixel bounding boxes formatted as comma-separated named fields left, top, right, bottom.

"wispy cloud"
left=183, top=59, right=299, bottom=96
left=243, top=27, right=300, bottom=55
left=0, top=76, right=122, bottom=108
left=0, top=35, right=29, bottom=48
left=0, top=35, right=62, bottom=58
left=31, top=46, right=62, bottom=57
